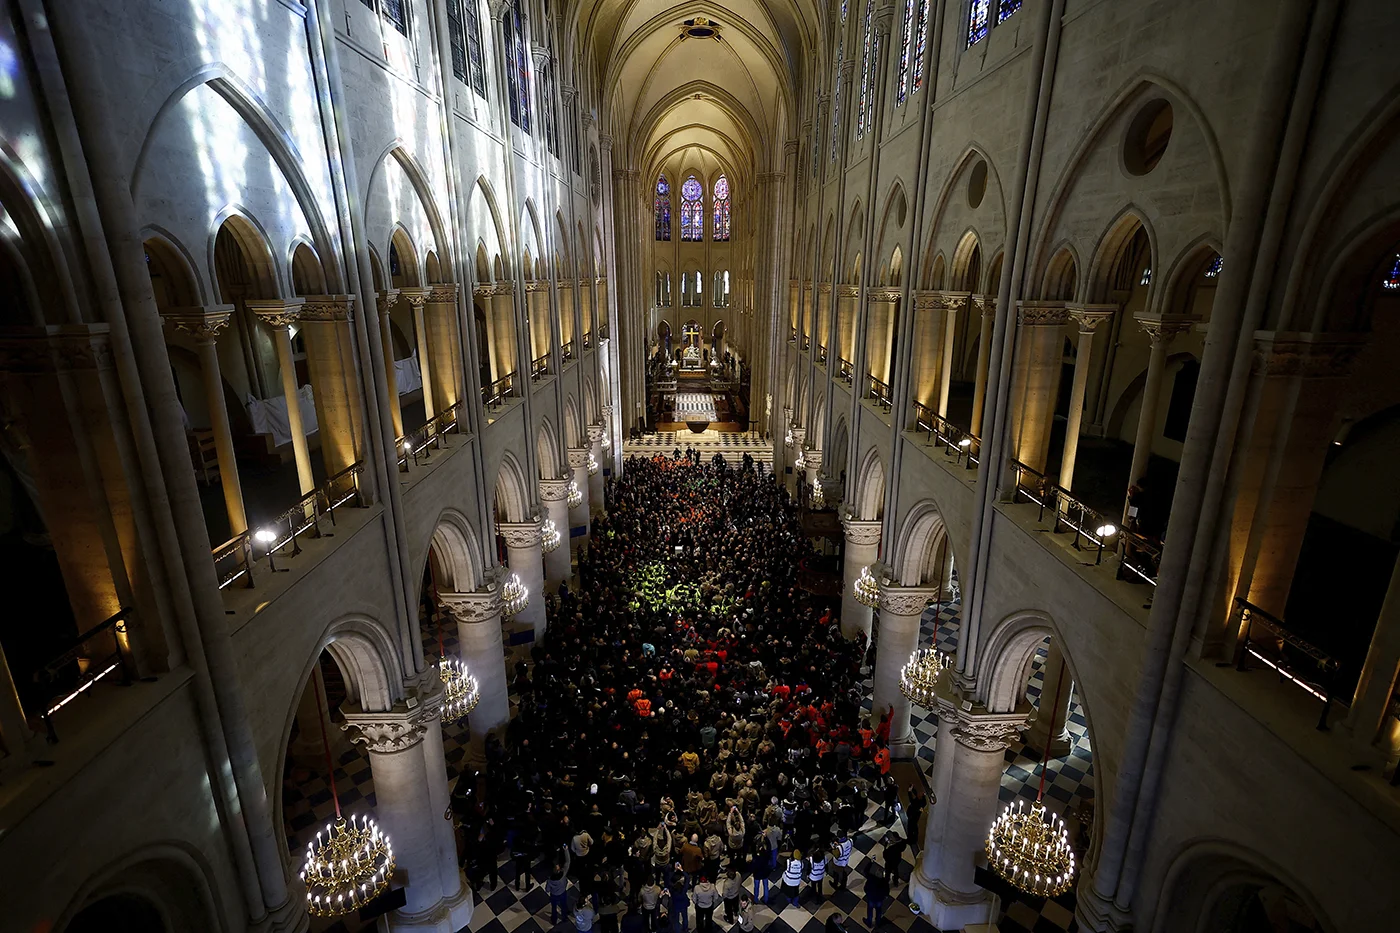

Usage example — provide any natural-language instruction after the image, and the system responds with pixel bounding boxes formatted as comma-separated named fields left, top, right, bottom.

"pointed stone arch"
left=853, top=446, right=886, bottom=521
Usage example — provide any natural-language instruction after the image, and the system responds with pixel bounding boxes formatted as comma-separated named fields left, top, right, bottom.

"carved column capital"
left=972, top=294, right=997, bottom=318
left=586, top=424, right=604, bottom=443
left=1135, top=315, right=1193, bottom=349
left=300, top=295, right=356, bottom=322
left=377, top=289, right=401, bottom=314
left=566, top=447, right=590, bottom=469
left=877, top=584, right=938, bottom=617
left=397, top=286, right=430, bottom=311
left=539, top=478, right=571, bottom=501
left=1067, top=304, right=1116, bottom=334
left=341, top=707, right=428, bottom=754
left=1250, top=331, right=1367, bottom=377
left=950, top=711, right=1027, bottom=753
left=788, top=427, right=806, bottom=447
left=1017, top=301, right=1068, bottom=327
left=498, top=520, right=542, bottom=548
left=487, top=0, right=511, bottom=22
left=427, top=283, right=460, bottom=304
left=841, top=518, right=882, bottom=546
left=247, top=298, right=306, bottom=329
left=439, top=588, right=504, bottom=624
left=0, top=325, right=115, bottom=374
left=160, top=305, right=235, bottom=342
left=803, top=448, right=823, bottom=470
left=868, top=287, right=902, bottom=303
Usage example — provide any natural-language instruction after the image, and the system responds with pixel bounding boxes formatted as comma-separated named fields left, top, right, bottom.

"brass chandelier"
left=541, top=519, right=562, bottom=553
left=300, top=668, right=395, bottom=917
left=588, top=454, right=599, bottom=476
left=985, top=664, right=1076, bottom=897
left=567, top=479, right=583, bottom=509
left=439, top=655, right=480, bottom=723
left=853, top=564, right=880, bottom=608
left=501, top=572, right=529, bottom=617
left=898, top=646, right=949, bottom=708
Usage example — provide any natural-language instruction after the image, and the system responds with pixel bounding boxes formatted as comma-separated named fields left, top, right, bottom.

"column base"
left=907, top=872, right=997, bottom=929
left=890, top=736, right=917, bottom=761
left=1073, top=881, right=1134, bottom=932
left=1019, top=730, right=1072, bottom=761
left=250, top=894, right=309, bottom=933
left=388, top=877, right=474, bottom=932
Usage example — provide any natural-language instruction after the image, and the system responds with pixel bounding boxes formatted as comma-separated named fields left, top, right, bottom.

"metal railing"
left=34, top=608, right=133, bottom=743
left=582, top=332, right=593, bottom=350
left=837, top=358, right=853, bottom=384
left=816, top=345, right=828, bottom=365
left=789, top=328, right=798, bottom=344
left=1009, top=460, right=1139, bottom=573
left=562, top=340, right=576, bottom=362
left=1232, top=598, right=1342, bottom=731
left=800, top=335, right=810, bottom=352
left=214, top=461, right=368, bottom=590
left=483, top=371, right=517, bottom=408
left=397, top=400, right=466, bottom=470
left=866, top=375, right=893, bottom=410
left=530, top=353, right=550, bottom=381
left=912, top=403, right=980, bottom=469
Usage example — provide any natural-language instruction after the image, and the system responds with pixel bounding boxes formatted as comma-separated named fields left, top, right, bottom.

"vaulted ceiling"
left=571, top=0, right=824, bottom=186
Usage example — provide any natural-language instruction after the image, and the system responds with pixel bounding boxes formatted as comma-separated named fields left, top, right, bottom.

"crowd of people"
left=450, top=452, right=926, bottom=932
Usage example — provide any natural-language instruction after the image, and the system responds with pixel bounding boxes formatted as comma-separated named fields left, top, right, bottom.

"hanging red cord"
left=1036, top=661, right=1067, bottom=803
left=312, top=664, right=341, bottom=821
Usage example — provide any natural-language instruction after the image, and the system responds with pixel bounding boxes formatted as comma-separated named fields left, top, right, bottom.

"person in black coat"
left=864, top=865, right=890, bottom=929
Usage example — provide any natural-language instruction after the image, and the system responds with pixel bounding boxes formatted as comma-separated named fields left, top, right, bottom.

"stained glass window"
left=857, top=2, right=874, bottom=138
left=447, top=0, right=487, bottom=96
left=502, top=1, right=531, bottom=132
left=1204, top=255, right=1223, bottom=278
left=968, top=0, right=989, bottom=46
left=1140, top=267, right=1153, bottom=287
left=913, top=0, right=930, bottom=92
left=655, top=176, right=672, bottom=241
left=897, top=0, right=914, bottom=105
left=713, top=175, right=731, bottom=241
left=680, top=176, right=704, bottom=241
left=382, top=0, right=409, bottom=36
left=831, top=42, right=843, bottom=161
left=1383, top=254, right=1400, bottom=290
left=811, top=91, right=822, bottom=181
left=998, top=0, right=1023, bottom=25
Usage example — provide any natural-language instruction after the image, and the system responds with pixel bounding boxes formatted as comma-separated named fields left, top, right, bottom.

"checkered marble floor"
left=282, top=598, right=1093, bottom=933
left=675, top=392, right=719, bottom=419
left=623, top=432, right=774, bottom=467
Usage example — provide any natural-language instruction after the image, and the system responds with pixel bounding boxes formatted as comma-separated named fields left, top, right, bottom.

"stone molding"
left=486, top=0, right=510, bottom=21
left=376, top=289, right=401, bottom=313
left=438, top=588, right=504, bottom=624
left=586, top=424, right=604, bottom=443
left=556, top=280, right=573, bottom=290
left=818, top=282, right=833, bottom=294
left=1017, top=301, right=1068, bottom=326
left=566, top=447, right=590, bottom=469
left=396, top=287, right=430, bottom=310
left=247, top=298, right=305, bottom=329
left=598, top=133, right=613, bottom=152
left=1250, top=331, right=1367, bottom=377
left=1067, top=305, right=1116, bottom=333
left=868, top=287, right=902, bottom=303
left=498, top=520, right=542, bottom=548
left=841, top=518, right=883, bottom=546
left=803, top=283, right=814, bottom=292
left=300, top=295, right=356, bottom=322
left=803, top=448, right=823, bottom=469
left=971, top=294, right=996, bottom=317
left=877, top=584, right=939, bottom=617
left=950, top=713, right=1026, bottom=753
left=427, top=284, right=460, bottom=303
left=0, top=325, right=115, bottom=373
left=473, top=284, right=495, bottom=300
left=836, top=284, right=860, bottom=299
left=1135, top=315, right=1193, bottom=348
left=161, top=305, right=235, bottom=341
left=525, top=280, right=552, bottom=293
left=342, top=709, right=428, bottom=754
left=789, top=427, right=806, bottom=447
left=539, top=478, right=571, bottom=501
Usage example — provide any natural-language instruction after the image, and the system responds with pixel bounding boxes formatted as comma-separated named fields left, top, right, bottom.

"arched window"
left=810, top=89, right=822, bottom=181
left=968, top=0, right=989, bottom=46
left=714, top=270, right=731, bottom=308
left=680, top=176, right=704, bottom=241
left=656, top=271, right=673, bottom=306
left=713, top=175, right=731, bottom=241
left=655, top=176, right=672, bottom=241
left=856, top=0, right=874, bottom=139
left=447, top=0, right=487, bottom=97
left=1383, top=254, right=1400, bottom=290
left=896, top=0, right=914, bottom=105
left=913, top=0, right=930, bottom=92
left=831, top=4, right=846, bottom=162
left=682, top=270, right=703, bottom=307
left=502, top=0, right=531, bottom=132
left=998, top=1, right=1023, bottom=27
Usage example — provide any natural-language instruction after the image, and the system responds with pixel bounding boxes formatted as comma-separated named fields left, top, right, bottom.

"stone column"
left=491, top=284, right=518, bottom=385
left=343, top=697, right=470, bottom=931
left=1008, top=302, right=1069, bottom=474
left=249, top=300, right=314, bottom=495
left=587, top=425, right=606, bottom=516
left=161, top=306, right=246, bottom=535
left=836, top=284, right=859, bottom=366
left=816, top=283, right=832, bottom=358
left=299, top=296, right=364, bottom=478
left=539, top=479, right=573, bottom=588
left=557, top=280, right=575, bottom=351
left=969, top=296, right=996, bottom=435
left=1125, top=317, right=1191, bottom=501
left=1023, top=639, right=1074, bottom=758
left=377, top=290, right=405, bottom=437
left=787, top=426, right=806, bottom=498
left=1345, top=550, right=1400, bottom=757
left=939, top=294, right=968, bottom=418
left=871, top=584, right=937, bottom=758
left=802, top=447, right=823, bottom=499
left=567, top=448, right=591, bottom=546
left=801, top=284, right=814, bottom=345
left=866, top=289, right=901, bottom=390
left=401, top=287, right=434, bottom=421
left=425, top=284, right=463, bottom=415
left=909, top=694, right=1025, bottom=929
left=439, top=588, right=510, bottom=767
left=499, top=520, right=546, bottom=641
left=579, top=278, right=594, bottom=343
left=840, top=515, right=882, bottom=641
left=526, top=281, right=552, bottom=374
left=1060, top=307, right=1115, bottom=491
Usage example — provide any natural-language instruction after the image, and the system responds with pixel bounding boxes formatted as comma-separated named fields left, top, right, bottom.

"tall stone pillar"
left=425, top=284, right=463, bottom=415
left=939, top=295, right=968, bottom=418
left=161, top=306, right=246, bottom=534
left=400, top=287, right=434, bottom=421
left=490, top=285, right=518, bottom=385
left=249, top=300, right=314, bottom=495
left=377, top=290, right=405, bottom=437
left=787, top=426, right=806, bottom=498
left=840, top=515, right=882, bottom=641
left=1008, top=302, right=1069, bottom=473
left=587, top=425, right=606, bottom=516
left=567, top=448, right=591, bottom=546
left=871, top=584, right=937, bottom=758
left=816, top=283, right=832, bottom=358
left=539, top=479, right=573, bottom=588
left=1346, top=545, right=1400, bottom=761
left=1125, top=317, right=1191, bottom=500
left=343, top=697, right=471, bottom=931
left=1059, top=307, right=1115, bottom=490
left=788, top=281, right=801, bottom=340
left=909, top=688, right=1025, bottom=929
left=526, top=281, right=552, bottom=373
left=439, top=589, right=510, bottom=767
left=557, top=281, right=575, bottom=351
left=579, top=278, right=594, bottom=343
left=500, top=520, right=546, bottom=641
left=866, top=289, right=900, bottom=389
left=969, top=296, right=996, bottom=435
left=299, top=296, right=364, bottom=478
left=802, top=447, right=822, bottom=499
left=836, top=284, right=859, bottom=366
left=1023, top=639, right=1074, bottom=758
